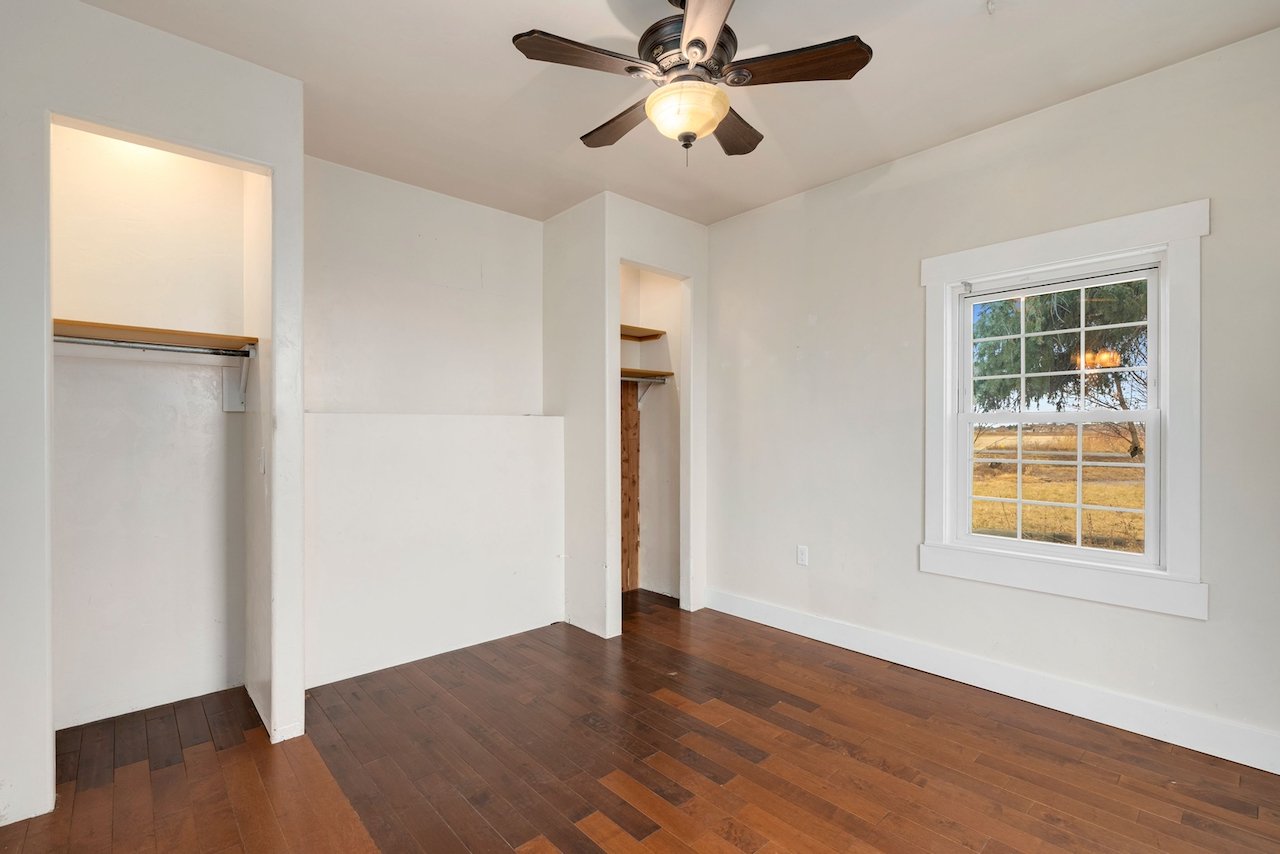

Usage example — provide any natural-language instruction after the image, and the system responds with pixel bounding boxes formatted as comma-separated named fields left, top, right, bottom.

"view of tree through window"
left=965, top=277, right=1152, bottom=555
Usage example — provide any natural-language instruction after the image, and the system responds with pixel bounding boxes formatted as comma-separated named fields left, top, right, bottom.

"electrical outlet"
left=796, top=545, right=809, bottom=567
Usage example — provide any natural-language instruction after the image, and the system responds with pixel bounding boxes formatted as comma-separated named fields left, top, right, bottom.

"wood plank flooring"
left=0, top=686, right=374, bottom=853
left=305, top=591, right=1280, bottom=853
left=5, top=594, right=1280, bottom=852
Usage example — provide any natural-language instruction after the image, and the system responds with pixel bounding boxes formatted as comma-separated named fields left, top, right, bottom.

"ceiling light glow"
left=645, top=80, right=730, bottom=149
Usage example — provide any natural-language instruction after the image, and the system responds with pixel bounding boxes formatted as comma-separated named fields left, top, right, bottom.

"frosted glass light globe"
left=645, top=80, right=730, bottom=145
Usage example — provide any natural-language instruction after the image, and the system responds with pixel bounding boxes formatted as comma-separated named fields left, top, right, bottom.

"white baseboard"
left=706, top=588, right=1280, bottom=775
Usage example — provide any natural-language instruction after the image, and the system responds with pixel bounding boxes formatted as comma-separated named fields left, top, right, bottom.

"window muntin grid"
left=960, top=270, right=1158, bottom=563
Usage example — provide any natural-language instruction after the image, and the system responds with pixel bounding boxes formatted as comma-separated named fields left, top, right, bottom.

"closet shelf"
left=53, top=319, right=257, bottom=355
left=621, top=324, right=666, bottom=342
left=622, top=368, right=674, bottom=382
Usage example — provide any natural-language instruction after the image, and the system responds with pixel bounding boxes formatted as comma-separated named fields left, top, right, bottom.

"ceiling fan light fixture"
left=644, top=80, right=730, bottom=147
left=514, top=3, right=873, bottom=157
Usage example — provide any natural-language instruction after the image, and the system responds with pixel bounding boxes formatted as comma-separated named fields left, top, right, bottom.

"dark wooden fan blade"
left=681, top=0, right=735, bottom=64
left=581, top=99, right=649, bottom=148
left=513, top=30, right=659, bottom=78
left=721, top=35, right=872, bottom=86
left=713, top=108, right=762, bottom=156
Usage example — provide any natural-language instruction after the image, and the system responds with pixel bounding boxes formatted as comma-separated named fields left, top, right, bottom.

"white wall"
left=706, top=29, right=1280, bottom=767
left=303, top=161, right=560, bottom=684
left=241, top=171, right=275, bottom=731
left=621, top=266, right=684, bottom=598
left=304, top=414, right=564, bottom=687
left=305, top=157, right=542, bottom=415
left=543, top=196, right=611, bottom=635
left=50, top=123, right=246, bottom=334
left=0, top=0, right=304, bottom=824
left=52, top=350, right=246, bottom=728
left=544, top=193, right=709, bottom=637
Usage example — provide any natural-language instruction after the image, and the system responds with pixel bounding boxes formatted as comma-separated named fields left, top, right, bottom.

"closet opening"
left=48, top=117, right=274, bottom=732
left=620, top=263, right=684, bottom=622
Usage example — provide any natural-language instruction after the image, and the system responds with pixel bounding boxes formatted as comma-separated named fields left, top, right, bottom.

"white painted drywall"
left=50, top=124, right=246, bottom=334
left=543, top=195, right=612, bottom=636
left=0, top=0, right=303, bottom=823
left=241, top=171, right=275, bottom=732
left=303, top=414, right=565, bottom=687
left=52, top=350, right=246, bottom=728
left=305, top=157, right=543, bottom=415
left=621, top=266, right=684, bottom=598
left=705, top=28, right=1280, bottom=755
left=544, top=193, right=708, bottom=637
left=301, top=159, right=559, bottom=686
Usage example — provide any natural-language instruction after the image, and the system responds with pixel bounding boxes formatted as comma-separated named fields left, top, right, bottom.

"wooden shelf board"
left=53, top=319, right=257, bottom=350
left=621, top=324, right=666, bottom=342
left=621, top=368, right=674, bottom=380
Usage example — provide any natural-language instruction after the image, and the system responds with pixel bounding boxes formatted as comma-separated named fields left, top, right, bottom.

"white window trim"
left=920, top=200, right=1208, bottom=619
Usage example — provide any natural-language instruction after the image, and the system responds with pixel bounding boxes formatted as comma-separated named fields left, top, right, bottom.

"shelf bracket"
left=223, top=344, right=255, bottom=412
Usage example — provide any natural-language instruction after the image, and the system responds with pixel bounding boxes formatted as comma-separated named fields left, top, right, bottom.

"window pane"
left=973, top=463, right=1017, bottom=498
left=1025, top=374, right=1080, bottom=411
left=973, top=378, right=1019, bottom=412
left=1086, top=279, right=1147, bottom=326
left=1084, top=370, right=1147, bottom=410
left=972, top=500, right=1017, bottom=539
left=961, top=275, right=1155, bottom=561
left=1084, top=325, right=1147, bottom=369
left=1022, top=464, right=1077, bottom=503
left=1082, top=422, right=1146, bottom=463
left=1021, top=423, right=1077, bottom=461
left=1025, top=331, right=1080, bottom=374
left=973, top=298, right=1020, bottom=338
left=1082, top=509, right=1144, bottom=553
left=1083, top=466, right=1144, bottom=510
left=1023, top=504, right=1077, bottom=545
left=973, top=338, right=1020, bottom=377
left=973, top=424, right=1018, bottom=459
left=1025, top=290, right=1080, bottom=333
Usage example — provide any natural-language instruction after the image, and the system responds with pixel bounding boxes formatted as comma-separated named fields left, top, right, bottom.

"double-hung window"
left=963, top=270, right=1157, bottom=564
left=920, top=201, right=1208, bottom=619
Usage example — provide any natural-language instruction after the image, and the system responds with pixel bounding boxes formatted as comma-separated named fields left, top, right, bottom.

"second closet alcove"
left=619, top=263, right=684, bottom=603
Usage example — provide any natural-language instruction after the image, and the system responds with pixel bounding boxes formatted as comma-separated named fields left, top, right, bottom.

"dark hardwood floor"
left=5, top=593, right=1279, bottom=852
left=0, top=686, right=374, bottom=853
left=305, top=591, right=1280, bottom=853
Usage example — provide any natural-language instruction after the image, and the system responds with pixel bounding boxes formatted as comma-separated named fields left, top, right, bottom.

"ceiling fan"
left=513, top=0, right=873, bottom=156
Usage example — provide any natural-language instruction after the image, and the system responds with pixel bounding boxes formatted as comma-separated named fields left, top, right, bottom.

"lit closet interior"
left=619, top=263, right=683, bottom=606
left=49, top=120, right=273, bottom=729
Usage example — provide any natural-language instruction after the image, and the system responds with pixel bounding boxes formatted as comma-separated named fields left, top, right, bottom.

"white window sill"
left=919, top=542, right=1208, bottom=619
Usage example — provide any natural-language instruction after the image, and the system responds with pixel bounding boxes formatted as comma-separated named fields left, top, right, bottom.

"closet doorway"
left=619, top=263, right=684, bottom=611
left=48, top=118, right=274, bottom=730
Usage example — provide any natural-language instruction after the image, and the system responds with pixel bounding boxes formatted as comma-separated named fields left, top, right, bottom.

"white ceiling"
left=83, top=0, right=1280, bottom=224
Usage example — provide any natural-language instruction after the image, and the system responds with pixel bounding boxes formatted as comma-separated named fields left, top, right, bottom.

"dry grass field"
left=970, top=423, right=1146, bottom=553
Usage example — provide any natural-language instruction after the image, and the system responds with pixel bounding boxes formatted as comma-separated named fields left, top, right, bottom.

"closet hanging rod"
left=54, top=336, right=253, bottom=358
left=620, top=376, right=666, bottom=384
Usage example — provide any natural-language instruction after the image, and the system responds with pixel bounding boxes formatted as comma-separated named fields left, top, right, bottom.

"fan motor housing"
left=638, top=15, right=738, bottom=78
